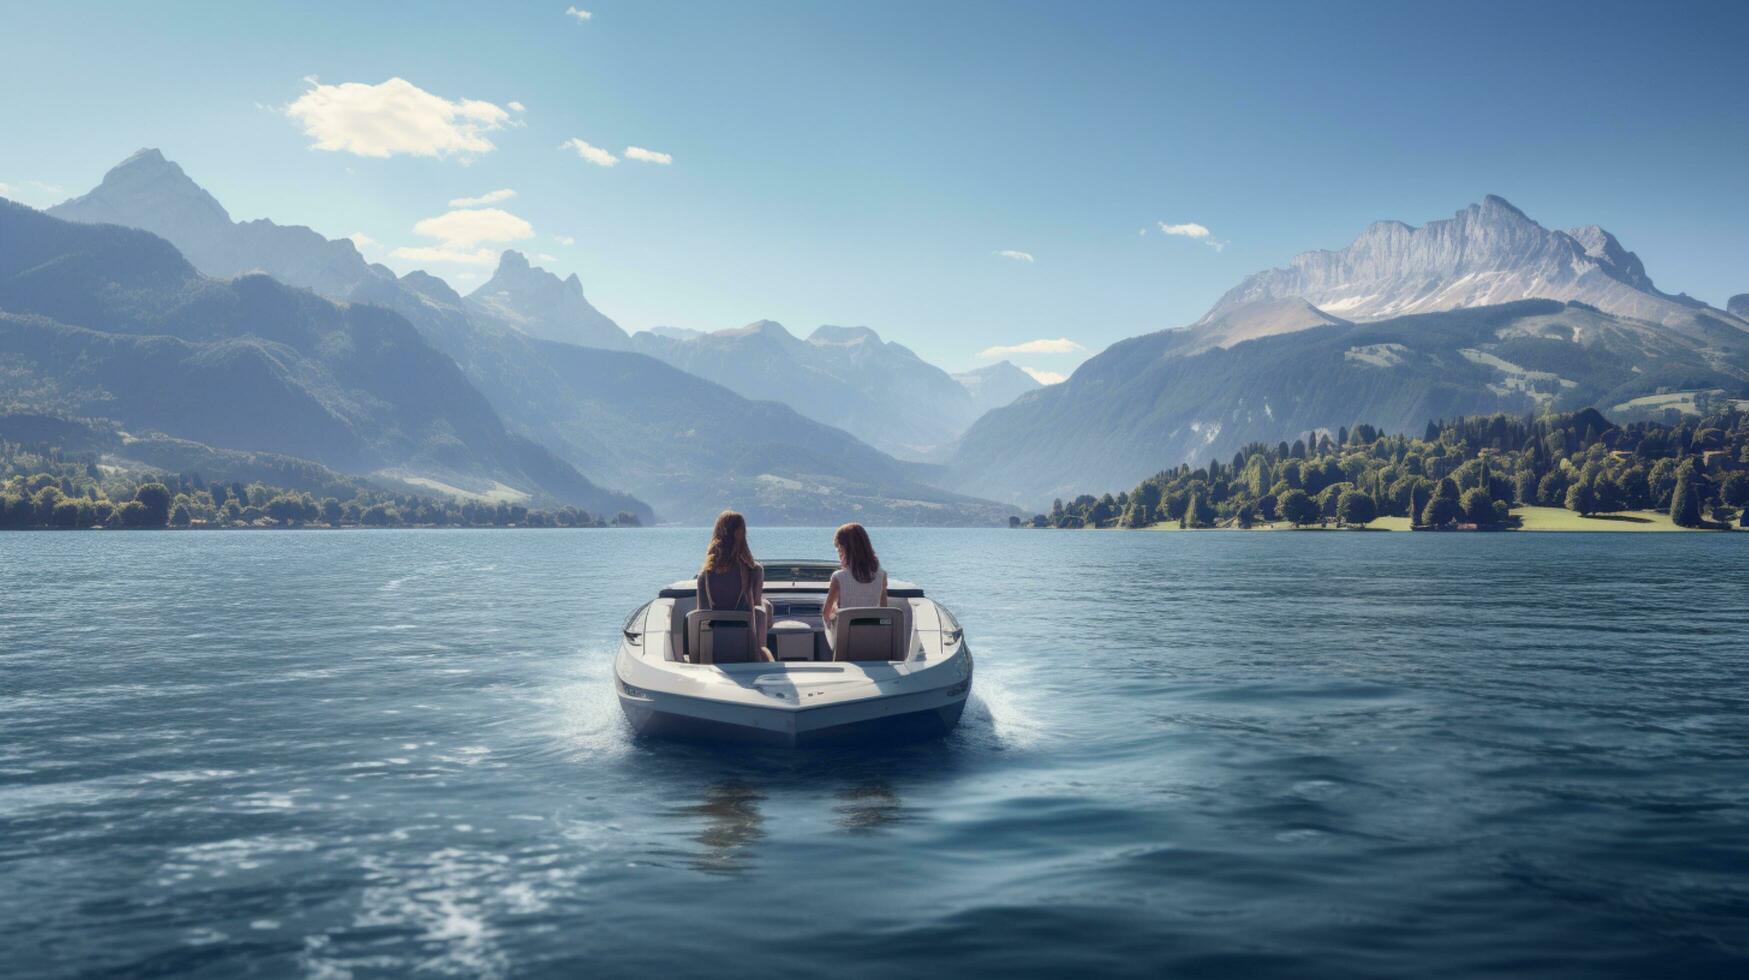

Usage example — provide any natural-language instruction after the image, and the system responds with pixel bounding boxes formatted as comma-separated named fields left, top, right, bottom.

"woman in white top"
left=821, top=522, right=886, bottom=635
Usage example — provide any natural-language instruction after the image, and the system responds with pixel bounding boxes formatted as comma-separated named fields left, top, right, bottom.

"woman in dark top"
left=696, top=510, right=774, bottom=662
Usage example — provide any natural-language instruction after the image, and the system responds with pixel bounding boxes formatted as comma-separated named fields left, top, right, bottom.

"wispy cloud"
left=554, top=234, right=576, bottom=246
left=994, top=249, right=1034, bottom=262
left=285, top=77, right=513, bottom=159
left=1158, top=220, right=1228, bottom=251
left=347, top=232, right=379, bottom=251
left=560, top=137, right=618, bottom=167
left=978, top=338, right=1085, bottom=358
left=391, top=206, right=534, bottom=267
left=1021, top=367, right=1067, bottom=385
left=448, top=188, right=516, bottom=207
left=565, top=6, right=592, bottom=22
left=507, top=101, right=526, bottom=114
left=536, top=253, right=559, bottom=263
left=0, top=179, right=64, bottom=204
left=624, top=146, right=672, bottom=165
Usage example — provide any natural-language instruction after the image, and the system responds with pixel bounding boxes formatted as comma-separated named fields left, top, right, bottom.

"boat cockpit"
left=629, top=559, right=949, bottom=667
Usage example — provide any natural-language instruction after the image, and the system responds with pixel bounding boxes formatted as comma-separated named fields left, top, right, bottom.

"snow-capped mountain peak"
left=1194, top=195, right=1739, bottom=344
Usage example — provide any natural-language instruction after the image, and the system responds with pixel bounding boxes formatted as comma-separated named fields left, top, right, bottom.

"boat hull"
left=617, top=678, right=969, bottom=747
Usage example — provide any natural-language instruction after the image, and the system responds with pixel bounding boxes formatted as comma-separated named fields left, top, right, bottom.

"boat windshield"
left=759, top=561, right=838, bottom=583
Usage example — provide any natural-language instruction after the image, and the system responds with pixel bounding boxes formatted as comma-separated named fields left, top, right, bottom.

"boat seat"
left=829, top=607, right=906, bottom=662
left=685, top=609, right=758, bottom=665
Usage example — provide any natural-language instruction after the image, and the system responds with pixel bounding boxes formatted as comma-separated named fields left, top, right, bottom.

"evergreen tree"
left=1565, top=480, right=1597, bottom=516
left=1670, top=473, right=1701, bottom=527
left=1513, top=470, right=1538, bottom=506
left=1422, top=478, right=1462, bottom=526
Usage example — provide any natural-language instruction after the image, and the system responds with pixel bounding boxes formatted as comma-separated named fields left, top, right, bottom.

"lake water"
left=3, top=528, right=1747, bottom=978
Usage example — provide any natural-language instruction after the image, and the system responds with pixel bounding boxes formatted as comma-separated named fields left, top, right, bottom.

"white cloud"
left=1158, top=220, right=1228, bottom=251
left=1158, top=221, right=1211, bottom=239
left=410, top=207, right=534, bottom=247
left=448, top=188, right=516, bottom=207
left=994, top=249, right=1034, bottom=263
left=347, top=232, right=379, bottom=251
left=565, top=6, right=592, bottom=22
left=624, top=146, right=672, bottom=165
left=390, top=206, right=535, bottom=268
left=508, top=101, right=526, bottom=113
left=560, top=138, right=618, bottom=167
left=1021, top=367, right=1067, bottom=385
left=554, top=234, right=576, bottom=246
left=389, top=244, right=498, bottom=266
left=977, top=338, right=1085, bottom=358
left=285, top=77, right=513, bottom=159
left=536, top=253, right=558, bottom=263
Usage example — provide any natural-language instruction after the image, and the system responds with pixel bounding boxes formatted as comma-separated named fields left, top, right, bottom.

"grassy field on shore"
left=1131, top=506, right=1732, bottom=533
left=1508, top=506, right=1708, bottom=532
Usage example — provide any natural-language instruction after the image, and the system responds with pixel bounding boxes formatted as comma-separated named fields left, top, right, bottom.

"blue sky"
left=2, top=1, right=1745, bottom=378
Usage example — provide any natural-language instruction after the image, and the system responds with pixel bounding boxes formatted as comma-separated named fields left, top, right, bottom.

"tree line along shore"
left=1016, top=408, right=1749, bottom=533
left=0, top=443, right=641, bottom=531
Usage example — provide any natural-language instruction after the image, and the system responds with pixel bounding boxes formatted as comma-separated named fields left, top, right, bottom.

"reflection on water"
left=682, top=783, right=767, bottom=874
left=834, top=782, right=904, bottom=834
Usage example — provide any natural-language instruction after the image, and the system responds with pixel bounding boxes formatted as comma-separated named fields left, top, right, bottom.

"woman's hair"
left=702, top=510, right=757, bottom=574
left=833, top=522, right=880, bottom=584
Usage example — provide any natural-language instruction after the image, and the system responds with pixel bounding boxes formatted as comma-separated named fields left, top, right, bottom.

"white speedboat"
left=615, top=560, right=972, bottom=746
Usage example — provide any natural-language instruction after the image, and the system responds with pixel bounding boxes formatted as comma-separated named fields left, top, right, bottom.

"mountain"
left=42, top=150, right=1011, bottom=524
left=954, top=300, right=1749, bottom=508
left=949, top=197, right=1749, bottom=509
left=952, top=361, right=1043, bottom=415
left=353, top=281, right=1011, bottom=525
left=465, top=250, right=629, bottom=349
left=49, top=149, right=382, bottom=299
left=1730, top=294, right=1749, bottom=318
left=1189, top=195, right=1739, bottom=348
left=629, top=320, right=981, bottom=458
left=0, top=199, right=649, bottom=519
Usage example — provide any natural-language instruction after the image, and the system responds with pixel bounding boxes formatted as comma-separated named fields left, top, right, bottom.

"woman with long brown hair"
left=821, top=522, right=886, bottom=636
left=697, top=510, right=774, bottom=661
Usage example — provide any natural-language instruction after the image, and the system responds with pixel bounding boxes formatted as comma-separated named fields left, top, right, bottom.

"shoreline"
left=1021, top=506, right=1742, bottom=534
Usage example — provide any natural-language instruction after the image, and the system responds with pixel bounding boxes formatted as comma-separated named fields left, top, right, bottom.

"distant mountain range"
left=951, top=196, right=1749, bottom=508
left=0, top=199, right=647, bottom=519
left=28, top=154, right=1741, bottom=520
left=34, top=149, right=1017, bottom=524
left=952, top=361, right=1044, bottom=417
left=629, top=321, right=1036, bottom=458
